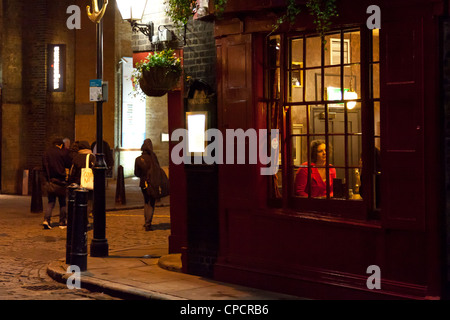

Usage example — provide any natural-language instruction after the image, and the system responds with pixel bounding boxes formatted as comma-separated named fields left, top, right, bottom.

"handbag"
left=80, top=154, right=94, bottom=190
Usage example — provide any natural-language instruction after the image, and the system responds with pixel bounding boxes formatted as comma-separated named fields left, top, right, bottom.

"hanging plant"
left=165, top=0, right=228, bottom=26
left=165, top=0, right=198, bottom=26
left=133, top=49, right=182, bottom=97
left=272, top=0, right=338, bottom=40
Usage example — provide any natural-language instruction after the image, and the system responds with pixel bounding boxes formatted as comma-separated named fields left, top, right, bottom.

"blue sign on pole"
left=90, top=79, right=103, bottom=101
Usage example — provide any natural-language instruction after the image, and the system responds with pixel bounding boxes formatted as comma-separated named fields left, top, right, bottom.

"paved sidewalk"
left=47, top=245, right=301, bottom=300
left=2, top=177, right=302, bottom=300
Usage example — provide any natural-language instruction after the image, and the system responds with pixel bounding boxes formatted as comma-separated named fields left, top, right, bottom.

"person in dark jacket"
left=134, top=138, right=161, bottom=231
left=42, top=138, right=71, bottom=229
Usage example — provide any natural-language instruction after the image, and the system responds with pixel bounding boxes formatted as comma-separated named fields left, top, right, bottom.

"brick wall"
left=183, top=18, right=216, bottom=90
left=1, top=0, right=26, bottom=193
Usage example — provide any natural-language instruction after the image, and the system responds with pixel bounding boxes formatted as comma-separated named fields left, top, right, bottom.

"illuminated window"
left=266, top=28, right=381, bottom=217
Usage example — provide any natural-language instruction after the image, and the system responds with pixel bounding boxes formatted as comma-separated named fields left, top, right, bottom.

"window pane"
left=305, top=36, right=322, bottom=68
left=291, top=134, right=307, bottom=167
left=324, top=67, right=341, bottom=98
left=290, top=38, right=304, bottom=68
left=348, top=166, right=363, bottom=200
left=372, top=63, right=380, bottom=99
left=328, top=135, right=345, bottom=167
left=305, top=68, right=322, bottom=101
left=309, top=104, right=326, bottom=134
left=372, top=29, right=379, bottom=62
left=347, top=102, right=362, bottom=133
left=289, top=69, right=303, bottom=102
left=291, top=105, right=308, bottom=131
left=268, top=35, right=281, bottom=68
left=348, top=135, right=362, bottom=167
left=344, top=64, right=360, bottom=101
left=325, top=32, right=341, bottom=66
left=332, top=167, right=346, bottom=199
left=374, top=101, right=381, bottom=138
left=343, top=30, right=360, bottom=64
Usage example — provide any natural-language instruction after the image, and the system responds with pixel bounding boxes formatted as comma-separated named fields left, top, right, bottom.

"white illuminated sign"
left=187, top=112, right=207, bottom=153
left=53, top=46, right=61, bottom=90
left=48, top=44, right=65, bottom=92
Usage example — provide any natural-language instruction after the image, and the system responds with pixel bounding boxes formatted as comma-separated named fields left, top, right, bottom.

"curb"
left=46, top=260, right=186, bottom=300
left=157, top=254, right=182, bottom=273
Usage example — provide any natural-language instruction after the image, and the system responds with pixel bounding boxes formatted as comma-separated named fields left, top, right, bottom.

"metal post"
left=70, top=188, right=89, bottom=271
left=66, top=184, right=78, bottom=265
left=90, top=0, right=109, bottom=257
left=30, top=167, right=43, bottom=213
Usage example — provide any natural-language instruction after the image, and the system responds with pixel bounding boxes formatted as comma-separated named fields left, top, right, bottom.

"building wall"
left=0, top=0, right=132, bottom=193
left=1, top=0, right=25, bottom=193
left=206, top=0, right=444, bottom=299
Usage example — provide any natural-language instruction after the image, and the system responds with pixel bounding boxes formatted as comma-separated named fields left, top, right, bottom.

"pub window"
left=267, top=28, right=381, bottom=217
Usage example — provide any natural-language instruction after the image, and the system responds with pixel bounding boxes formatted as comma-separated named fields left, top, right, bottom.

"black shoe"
left=144, top=225, right=153, bottom=231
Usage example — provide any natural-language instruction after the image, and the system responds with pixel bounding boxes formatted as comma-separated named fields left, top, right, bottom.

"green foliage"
left=165, top=0, right=228, bottom=25
left=306, top=0, right=338, bottom=38
left=272, top=0, right=338, bottom=39
left=214, top=0, right=228, bottom=17
left=165, top=0, right=198, bottom=26
left=272, top=0, right=301, bottom=32
left=135, top=49, right=182, bottom=72
left=132, top=49, right=182, bottom=92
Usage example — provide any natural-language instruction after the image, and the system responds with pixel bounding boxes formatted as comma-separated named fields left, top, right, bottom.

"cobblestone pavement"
left=0, top=200, right=171, bottom=300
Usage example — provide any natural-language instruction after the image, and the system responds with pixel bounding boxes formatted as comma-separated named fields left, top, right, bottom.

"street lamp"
left=116, top=0, right=152, bottom=41
left=87, top=0, right=109, bottom=257
left=86, top=0, right=149, bottom=258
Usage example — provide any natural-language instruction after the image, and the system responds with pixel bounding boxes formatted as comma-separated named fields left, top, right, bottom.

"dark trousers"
left=141, top=188, right=156, bottom=228
left=45, top=193, right=67, bottom=224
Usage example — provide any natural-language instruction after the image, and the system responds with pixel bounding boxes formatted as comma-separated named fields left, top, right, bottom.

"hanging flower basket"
left=133, top=49, right=182, bottom=97
left=138, top=66, right=182, bottom=97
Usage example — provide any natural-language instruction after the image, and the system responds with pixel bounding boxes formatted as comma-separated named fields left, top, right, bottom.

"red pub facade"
left=167, top=0, right=449, bottom=299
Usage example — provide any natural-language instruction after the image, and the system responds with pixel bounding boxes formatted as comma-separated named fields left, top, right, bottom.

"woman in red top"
left=295, top=140, right=336, bottom=198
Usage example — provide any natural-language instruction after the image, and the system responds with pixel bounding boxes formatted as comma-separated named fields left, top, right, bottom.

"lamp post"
left=85, top=0, right=148, bottom=257
left=87, top=0, right=109, bottom=257
left=116, top=0, right=151, bottom=41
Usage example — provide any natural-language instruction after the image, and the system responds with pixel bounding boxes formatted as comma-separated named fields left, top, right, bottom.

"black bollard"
left=30, top=167, right=43, bottom=213
left=115, top=165, right=126, bottom=205
left=70, top=188, right=89, bottom=271
left=66, top=184, right=79, bottom=265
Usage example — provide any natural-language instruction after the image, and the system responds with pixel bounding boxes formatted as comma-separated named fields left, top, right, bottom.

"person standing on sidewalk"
left=134, top=138, right=162, bottom=231
left=42, top=138, right=71, bottom=229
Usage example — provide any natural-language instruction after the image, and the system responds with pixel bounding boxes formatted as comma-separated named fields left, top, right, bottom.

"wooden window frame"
left=265, top=27, right=379, bottom=220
